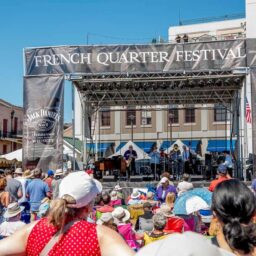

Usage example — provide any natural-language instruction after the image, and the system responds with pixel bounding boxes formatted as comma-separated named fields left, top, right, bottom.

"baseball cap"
left=59, top=171, right=102, bottom=208
left=217, top=164, right=227, bottom=174
left=160, top=177, right=169, bottom=184
left=136, top=232, right=235, bottom=256
left=47, top=170, right=54, bottom=176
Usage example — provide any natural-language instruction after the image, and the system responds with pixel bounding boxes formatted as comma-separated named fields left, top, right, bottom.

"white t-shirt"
left=0, top=221, right=26, bottom=236
left=15, top=177, right=29, bottom=203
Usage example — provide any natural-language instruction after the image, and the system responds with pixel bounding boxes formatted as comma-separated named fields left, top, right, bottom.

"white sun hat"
left=112, top=207, right=130, bottom=223
left=59, top=171, right=102, bottom=208
left=4, top=202, right=24, bottom=219
left=136, top=232, right=235, bottom=256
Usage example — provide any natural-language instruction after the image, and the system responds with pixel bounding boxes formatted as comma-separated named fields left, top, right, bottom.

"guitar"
left=126, top=156, right=133, bottom=167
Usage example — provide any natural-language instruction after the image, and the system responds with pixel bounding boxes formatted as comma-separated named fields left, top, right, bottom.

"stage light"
left=215, top=79, right=223, bottom=86
left=224, top=78, right=231, bottom=86
left=188, top=80, right=195, bottom=88
left=161, top=82, right=168, bottom=89
left=234, top=77, right=241, bottom=85
left=179, top=81, right=186, bottom=88
left=198, top=80, right=205, bottom=87
left=207, top=79, right=214, bottom=86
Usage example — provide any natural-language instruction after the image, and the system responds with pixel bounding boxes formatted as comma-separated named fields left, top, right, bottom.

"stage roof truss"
left=71, top=70, right=244, bottom=107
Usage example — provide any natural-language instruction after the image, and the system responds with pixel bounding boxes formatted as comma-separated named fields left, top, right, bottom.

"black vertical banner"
left=23, top=75, right=64, bottom=171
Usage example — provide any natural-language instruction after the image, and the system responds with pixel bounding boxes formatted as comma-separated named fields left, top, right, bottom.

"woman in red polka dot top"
left=0, top=171, right=134, bottom=256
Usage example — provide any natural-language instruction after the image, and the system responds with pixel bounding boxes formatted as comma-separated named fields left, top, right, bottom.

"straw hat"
left=4, top=202, right=24, bottom=219
left=112, top=207, right=130, bottom=223
left=55, top=168, right=64, bottom=177
left=23, top=170, right=33, bottom=178
left=59, top=171, right=102, bottom=208
left=160, top=204, right=174, bottom=218
left=14, top=168, right=23, bottom=175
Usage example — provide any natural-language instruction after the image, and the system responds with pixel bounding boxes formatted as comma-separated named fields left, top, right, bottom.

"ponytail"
left=223, top=219, right=256, bottom=254
left=48, top=195, right=76, bottom=230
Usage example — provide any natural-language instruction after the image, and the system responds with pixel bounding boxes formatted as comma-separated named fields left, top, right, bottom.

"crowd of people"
left=0, top=164, right=255, bottom=255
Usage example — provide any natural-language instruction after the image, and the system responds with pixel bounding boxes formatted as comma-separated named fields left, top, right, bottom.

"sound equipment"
left=129, top=176, right=143, bottom=182
left=143, top=175, right=154, bottom=181
left=190, top=175, right=204, bottom=182
left=102, top=175, right=116, bottom=182
left=205, top=154, right=212, bottom=166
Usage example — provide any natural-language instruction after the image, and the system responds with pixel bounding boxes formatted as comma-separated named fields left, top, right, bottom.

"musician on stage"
left=169, top=144, right=182, bottom=179
left=149, top=146, right=161, bottom=180
left=159, top=148, right=168, bottom=173
left=124, top=145, right=138, bottom=180
left=182, top=145, right=191, bottom=175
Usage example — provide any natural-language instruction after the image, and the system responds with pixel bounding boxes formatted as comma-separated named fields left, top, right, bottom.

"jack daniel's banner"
left=23, top=75, right=64, bottom=171
left=24, top=39, right=255, bottom=76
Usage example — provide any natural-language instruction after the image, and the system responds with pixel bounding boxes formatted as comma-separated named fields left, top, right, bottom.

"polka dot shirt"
left=26, top=218, right=101, bottom=256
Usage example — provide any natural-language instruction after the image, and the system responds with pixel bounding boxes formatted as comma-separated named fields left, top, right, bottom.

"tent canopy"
left=207, top=139, right=236, bottom=152
left=108, top=140, right=151, bottom=160
left=1, top=149, right=22, bottom=162
left=116, top=141, right=155, bottom=154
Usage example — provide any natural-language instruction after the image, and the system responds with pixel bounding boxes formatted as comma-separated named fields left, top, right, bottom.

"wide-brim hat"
left=23, top=170, right=34, bottom=178
left=14, top=168, right=23, bottom=175
left=131, top=191, right=141, bottom=199
left=160, top=205, right=174, bottom=218
left=97, top=212, right=114, bottom=225
left=55, top=168, right=64, bottom=177
left=59, top=171, right=102, bottom=208
left=4, top=203, right=24, bottom=219
left=112, top=207, right=130, bottom=223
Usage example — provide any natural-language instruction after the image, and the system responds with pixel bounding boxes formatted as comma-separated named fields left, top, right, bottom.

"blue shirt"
left=252, top=179, right=256, bottom=192
left=149, top=151, right=160, bottom=164
left=26, top=179, right=50, bottom=212
left=224, top=155, right=233, bottom=168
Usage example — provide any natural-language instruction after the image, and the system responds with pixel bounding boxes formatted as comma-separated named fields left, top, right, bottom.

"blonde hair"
left=48, top=194, right=86, bottom=231
left=165, top=192, right=176, bottom=208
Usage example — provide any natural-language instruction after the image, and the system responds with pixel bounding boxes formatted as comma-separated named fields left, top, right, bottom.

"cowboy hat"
left=4, top=202, right=24, bottom=219
left=14, top=168, right=23, bottom=175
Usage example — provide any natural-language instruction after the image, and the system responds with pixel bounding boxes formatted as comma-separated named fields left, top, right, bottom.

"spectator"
left=96, top=192, right=114, bottom=220
left=114, top=184, right=125, bottom=204
left=0, top=202, right=26, bottom=238
left=51, top=169, right=64, bottom=199
left=211, top=179, right=256, bottom=255
left=14, top=168, right=30, bottom=211
left=142, top=213, right=168, bottom=246
left=5, top=169, right=22, bottom=203
left=208, top=164, right=230, bottom=192
left=159, top=205, right=185, bottom=234
left=137, top=232, right=233, bottom=256
left=177, top=173, right=193, bottom=196
left=26, top=168, right=51, bottom=221
left=37, top=197, right=51, bottom=219
left=97, top=212, right=117, bottom=231
left=44, top=170, right=54, bottom=192
left=145, top=192, right=157, bottom=207
left=0, top=172, right=134, bottom=256
left=112, top=206, right=140, bottom=251
left=156, top=177, right=176, bottom=203
left=163, top=192, right=176, bottom=211
left=0, top=177, right=10, bottom=224
left=149, top=147, right=161, bottom=180
left=135, top=202, right=153, bottom=232
left=110, top=190, right=122, bottom=207
left=128, top=191, right=142, bottom=205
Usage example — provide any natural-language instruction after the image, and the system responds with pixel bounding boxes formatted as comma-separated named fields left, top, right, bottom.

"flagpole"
left=244, top=80, right=248, bottom=180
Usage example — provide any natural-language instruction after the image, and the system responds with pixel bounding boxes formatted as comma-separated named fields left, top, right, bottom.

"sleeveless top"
left=26, top=218, right=101, bottom=256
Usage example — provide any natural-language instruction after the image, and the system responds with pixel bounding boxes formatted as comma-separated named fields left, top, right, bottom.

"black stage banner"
left=23, top=75, right=64, bottom=171
left=24, top=39, right=253, bottom=76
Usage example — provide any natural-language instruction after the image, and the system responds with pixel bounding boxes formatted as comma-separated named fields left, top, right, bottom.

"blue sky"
left=0, top=0, right=244, bottom=122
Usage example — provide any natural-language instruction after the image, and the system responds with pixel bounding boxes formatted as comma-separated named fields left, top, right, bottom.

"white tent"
left=108, top=140, right=151, bottom=160
left=165, top=139, right=186, bottom=154
left=1, top=148, right=22, bottom=162
left=1, top=146, right=77, bottom=163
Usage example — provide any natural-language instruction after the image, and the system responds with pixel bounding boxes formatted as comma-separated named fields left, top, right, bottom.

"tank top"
left=26, top=218, right=101, bottom=256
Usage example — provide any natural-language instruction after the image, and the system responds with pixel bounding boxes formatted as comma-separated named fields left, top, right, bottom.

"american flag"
left=246, top=97, right=252, bottom=123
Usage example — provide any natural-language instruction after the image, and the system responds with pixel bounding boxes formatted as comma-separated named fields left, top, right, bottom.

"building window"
left=100, top=110, right=110, bottom=127
left=126, top=110, right=136, bottom=126
left=141, top=111, right=152, bottom=125
left=214, top=104, right=229, bottom=122
left=185, top=108, right=195, bottom=123
left=168, top=109, right=179, bottom=124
